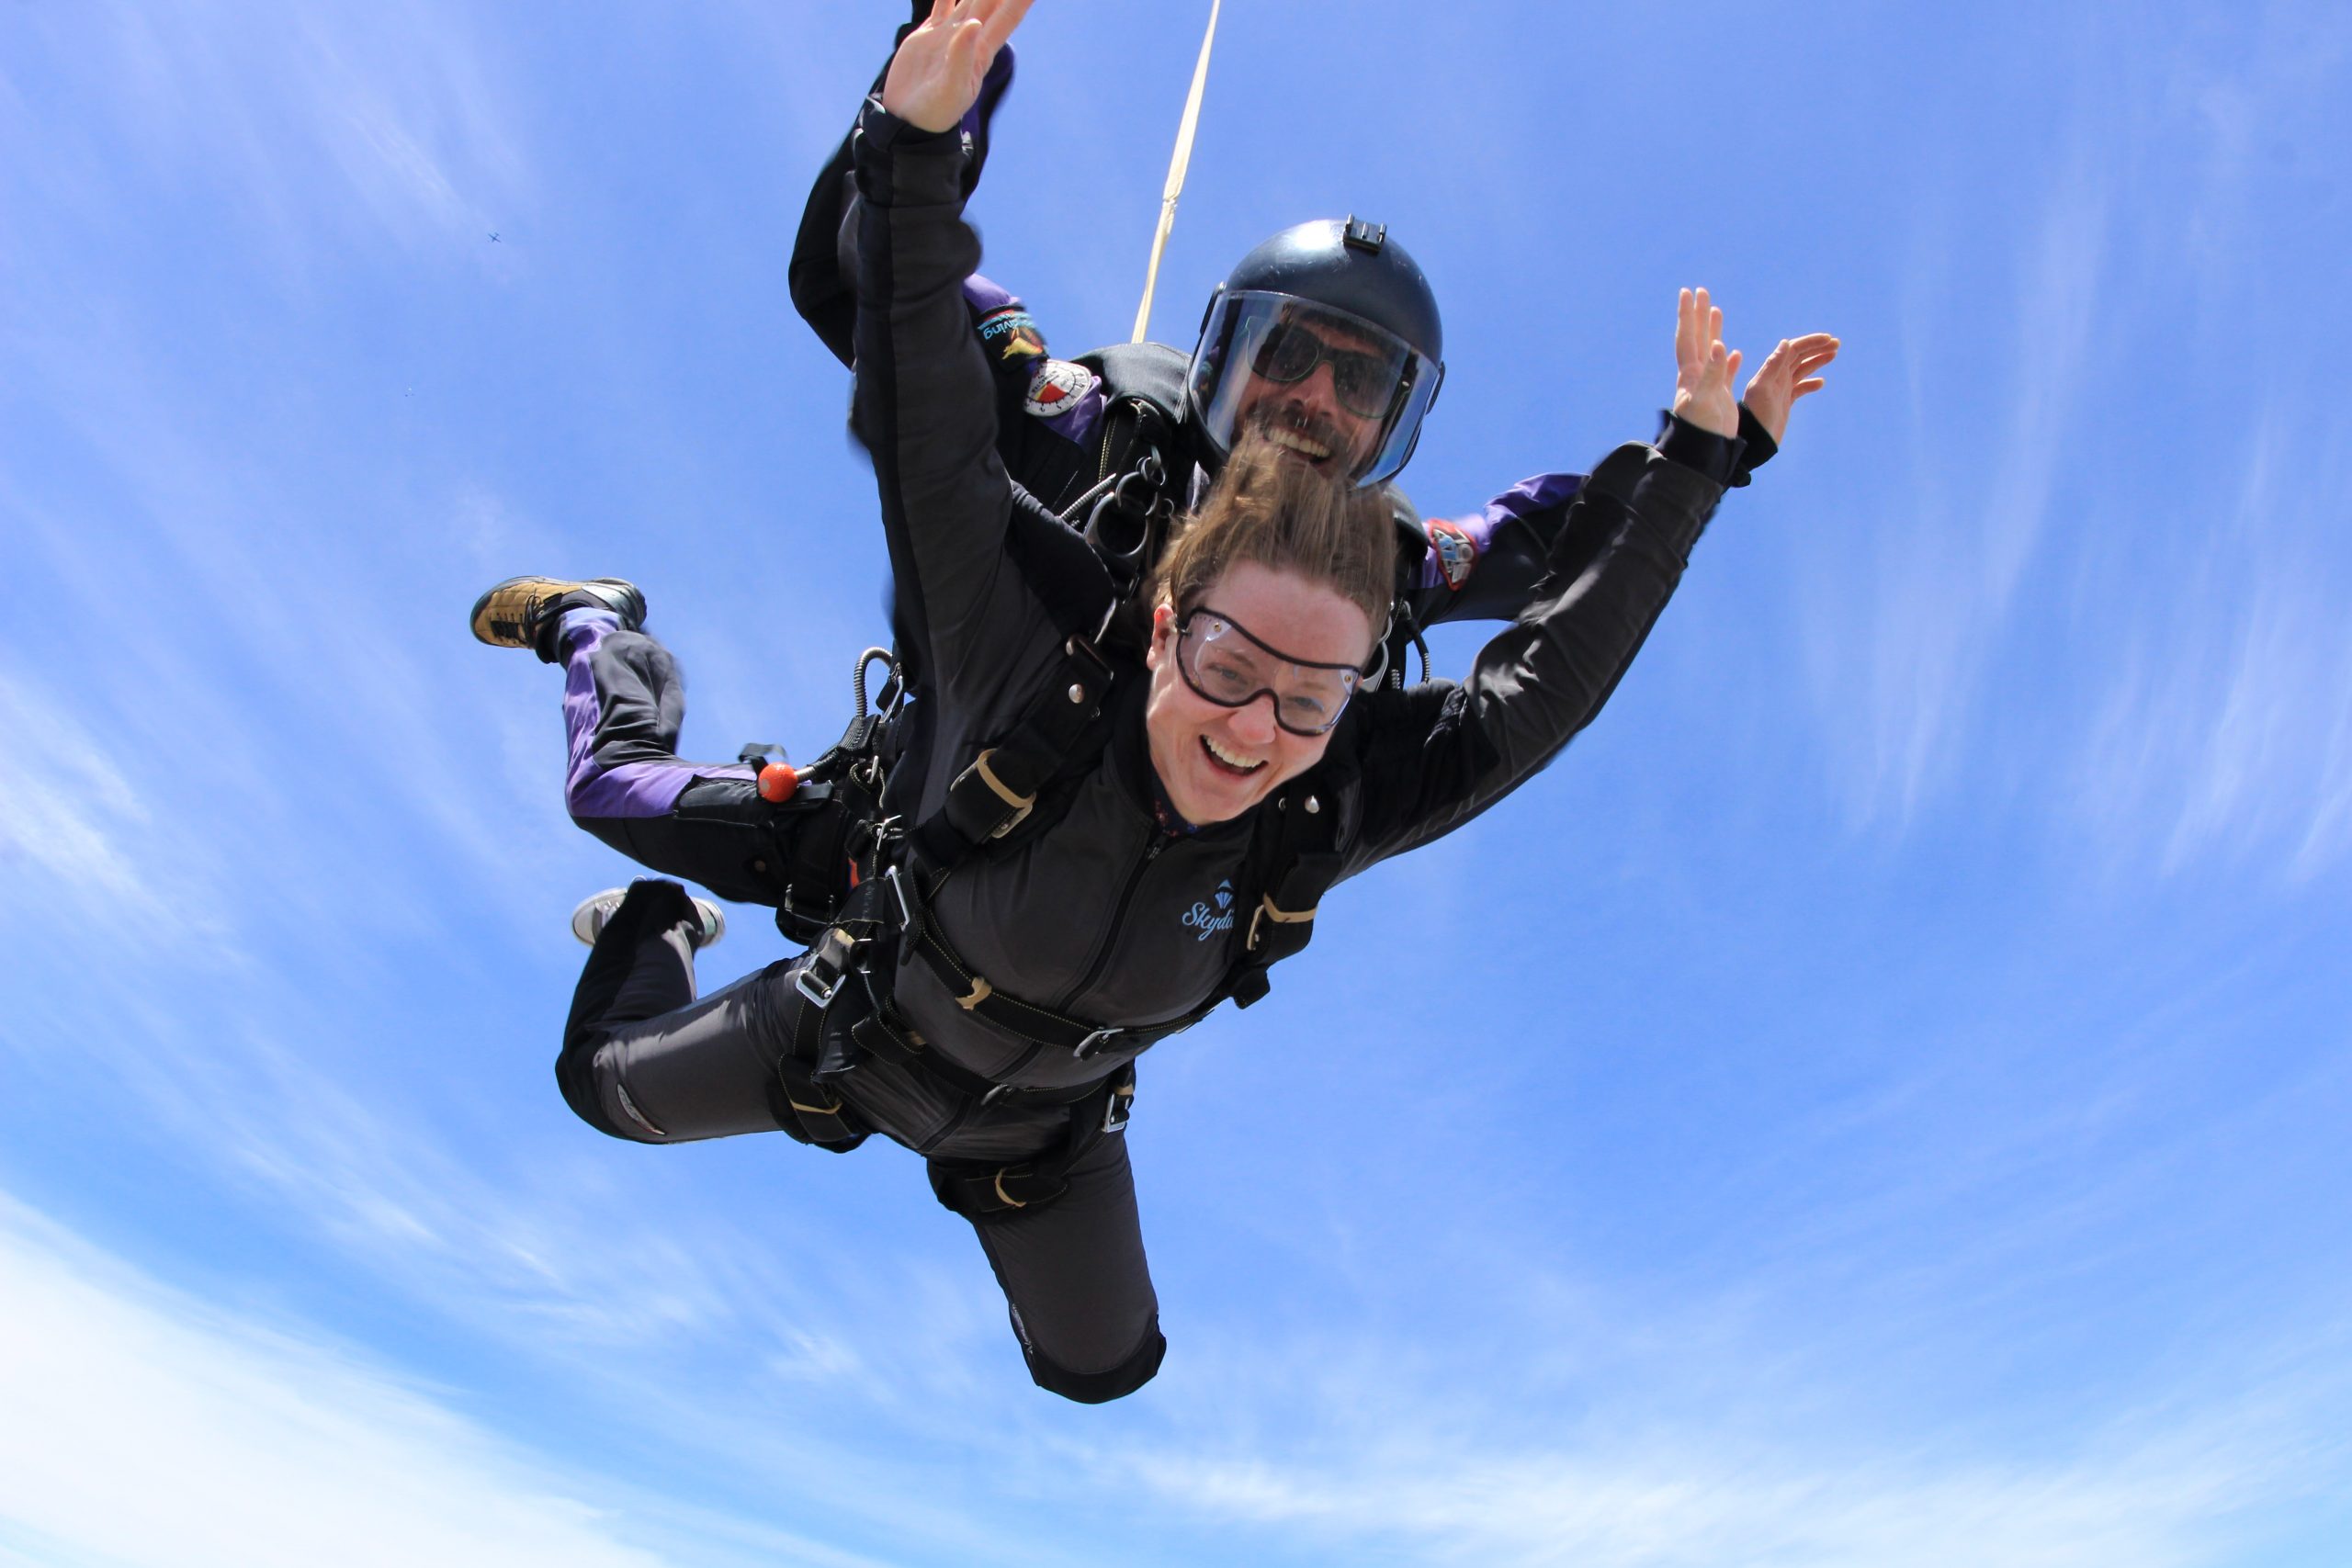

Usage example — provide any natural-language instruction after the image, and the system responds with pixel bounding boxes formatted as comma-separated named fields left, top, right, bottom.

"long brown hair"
left=1152, top=430, right=1395, bottom=637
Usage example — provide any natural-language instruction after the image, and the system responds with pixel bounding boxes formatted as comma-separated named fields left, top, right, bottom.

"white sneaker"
left=570, top=886, right=726, bottom=949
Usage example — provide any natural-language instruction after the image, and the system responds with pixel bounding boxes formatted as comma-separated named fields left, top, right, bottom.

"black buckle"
left=1061, top=631, right=1115, bottom=690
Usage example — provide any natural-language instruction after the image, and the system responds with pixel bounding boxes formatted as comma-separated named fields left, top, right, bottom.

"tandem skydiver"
left=475, top=1, right=1836, bottom=924
left=471, top=0, right=1838, bottom=1402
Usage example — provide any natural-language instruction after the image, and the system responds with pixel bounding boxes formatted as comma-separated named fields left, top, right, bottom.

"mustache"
left=1244, top=400, right=1346, bottom=457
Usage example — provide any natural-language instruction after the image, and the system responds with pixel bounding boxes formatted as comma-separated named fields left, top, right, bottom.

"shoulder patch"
left=1023, top=357, right=1101, bottom=419
left=1427, top=518, right=1479, bottom=591
left=977, top=306, right=1046, bottom=367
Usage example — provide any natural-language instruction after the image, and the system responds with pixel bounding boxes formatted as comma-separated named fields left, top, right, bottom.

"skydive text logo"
left=1181, top=880, right=1237, bottom=942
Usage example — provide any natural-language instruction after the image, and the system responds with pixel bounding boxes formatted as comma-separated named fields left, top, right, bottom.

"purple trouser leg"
left=559, top=609, right=751, bottom=819
left=554, top=610, right=783, bottom=905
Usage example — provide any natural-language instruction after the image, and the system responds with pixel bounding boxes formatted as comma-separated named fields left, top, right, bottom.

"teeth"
left=1203, top=735, right=1264, bottom=772
left=1267, top=428, right=1331, bottom=460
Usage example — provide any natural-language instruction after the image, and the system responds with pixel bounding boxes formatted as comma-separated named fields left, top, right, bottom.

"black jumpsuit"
left=556, top=97, right=1740, bottom=1403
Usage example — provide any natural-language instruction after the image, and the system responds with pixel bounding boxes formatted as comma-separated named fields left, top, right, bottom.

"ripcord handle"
left=1132, top=0, right=1222, bottom=344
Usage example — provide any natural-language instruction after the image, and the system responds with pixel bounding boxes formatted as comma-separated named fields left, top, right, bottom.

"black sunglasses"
left=1249, top=322, right=1406, bottom=421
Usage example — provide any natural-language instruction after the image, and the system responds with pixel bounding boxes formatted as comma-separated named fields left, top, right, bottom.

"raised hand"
left=1671, top=287, right=1742, bottom=439
left=880, top=0, right=1035, bottom=134
left=1740, top=333, right=1839, bottom=445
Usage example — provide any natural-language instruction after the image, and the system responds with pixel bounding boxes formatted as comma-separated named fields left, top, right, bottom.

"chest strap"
left=899, top=901, right=1196, bottom=1064
left=911, top=632, right=1119, bottom=873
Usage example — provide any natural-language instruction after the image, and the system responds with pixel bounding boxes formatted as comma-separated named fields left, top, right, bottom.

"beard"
left=1243, top=399, right=1354, bottom=469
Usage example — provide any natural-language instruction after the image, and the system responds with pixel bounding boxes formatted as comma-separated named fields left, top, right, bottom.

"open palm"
left=880, top=0, right=1034, bottom=134
left=1672, top=287, right=1742, bottom=438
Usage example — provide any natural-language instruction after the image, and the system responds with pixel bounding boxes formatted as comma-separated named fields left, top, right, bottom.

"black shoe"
left=469, top=576, right=645, bottom=662
left=571, top=885, right=725, bottom=949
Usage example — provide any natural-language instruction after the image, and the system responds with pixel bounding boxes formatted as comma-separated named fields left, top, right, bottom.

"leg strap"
left=924, top=1065, right=1136, bottom=1224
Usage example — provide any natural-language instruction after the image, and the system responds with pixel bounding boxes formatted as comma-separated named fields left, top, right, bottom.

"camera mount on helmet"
left=1186, top=217, right=1445, bottom=486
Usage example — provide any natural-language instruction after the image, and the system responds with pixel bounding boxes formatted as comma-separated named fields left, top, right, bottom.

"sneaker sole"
left=570, top=886, right=724, bottom=949
left=469, top=576, right=645, bottom=649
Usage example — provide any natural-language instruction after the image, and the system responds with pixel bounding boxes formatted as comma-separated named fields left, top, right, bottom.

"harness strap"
left=849, top=991, right=1107, bottom=1112
left=772, top=1049, right=868, bottom=1150
left=924, top=636, right=1117, bottom=863
left=902, top=904, right=1180, bottom=1061
left=1223, top=777, right=1351, bottom=1010
left=970, top=751, right=1031, bottom=813
left=767, top=962, right=868, bottom=1151
left=925, top=1064, right=1138, bottom=1224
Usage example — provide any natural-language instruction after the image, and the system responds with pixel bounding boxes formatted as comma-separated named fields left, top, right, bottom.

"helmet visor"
left=1189, top=291, right=1442, bottom=486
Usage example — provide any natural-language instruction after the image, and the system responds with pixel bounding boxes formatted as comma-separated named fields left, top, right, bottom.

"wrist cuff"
left=1654, top=410, right=1744, bottom=485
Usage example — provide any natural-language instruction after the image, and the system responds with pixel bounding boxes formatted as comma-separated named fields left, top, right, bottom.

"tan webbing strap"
left=957, top=975, right=995, bottom=1010
left=971, top=749, right=1034, bottom=812
left=1247, top=893, right=1317, bottom=951
left=992, top=1168, right=1030, bottom=1209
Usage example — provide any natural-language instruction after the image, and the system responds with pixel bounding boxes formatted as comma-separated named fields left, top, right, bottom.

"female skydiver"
left=470, top=0, right=1833, bottom=1402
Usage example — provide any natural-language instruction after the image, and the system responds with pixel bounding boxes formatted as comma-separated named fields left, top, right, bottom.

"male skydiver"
left=786, top=3, right=1838, bottom=670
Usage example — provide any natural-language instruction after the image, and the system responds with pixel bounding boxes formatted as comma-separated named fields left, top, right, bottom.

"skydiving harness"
left=730, top=648, right=904, bottom=950
left=753, top=553, right=1352, bottom=1222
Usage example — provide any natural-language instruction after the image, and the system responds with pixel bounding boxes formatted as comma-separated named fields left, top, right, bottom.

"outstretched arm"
left=850, top=0, right=1042, bottom=687
left=1347, top=290, right=1834, bottom=869
left=789, top=2, right=1022, bottom=367
left=1404, top=302, right=1836, bottom=630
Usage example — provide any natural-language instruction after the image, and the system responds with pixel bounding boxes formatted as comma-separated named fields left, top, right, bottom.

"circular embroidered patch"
left=1023, top=358, right=1100, bottom=419
left=1426, top=518, right=1480, bottom=591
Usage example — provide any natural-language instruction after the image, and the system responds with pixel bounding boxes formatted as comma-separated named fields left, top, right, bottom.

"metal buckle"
left=1102, top=1086, right=1133, bottom=1134
left=883, top=863, right=915, bottom=928
left=1071, top=1026, right=1120, bottom=1061
left=795, top=963, right=842, bottom=1009
left=981, top=1082, right=1019, bottom=1108
left=795, top=928, right=855, bottom=1010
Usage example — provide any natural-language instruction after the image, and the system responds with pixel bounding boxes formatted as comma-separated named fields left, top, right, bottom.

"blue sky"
left=4, top=1, right=2349, bottom=1563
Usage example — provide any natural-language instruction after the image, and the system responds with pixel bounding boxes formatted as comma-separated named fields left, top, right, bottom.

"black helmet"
left=1187, top=217, right=1445, bottom=485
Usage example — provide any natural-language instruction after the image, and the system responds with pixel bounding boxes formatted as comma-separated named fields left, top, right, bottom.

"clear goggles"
left=1173, top=607, right=1365, bottom=737
left=1187, top=291, right=1442, bottom=486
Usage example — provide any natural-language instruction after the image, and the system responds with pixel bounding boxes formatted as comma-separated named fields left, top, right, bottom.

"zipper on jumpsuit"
left=1057, top=829, right=1169, bottom=1013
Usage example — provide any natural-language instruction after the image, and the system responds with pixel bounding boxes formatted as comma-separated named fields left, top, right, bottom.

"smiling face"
left=1142, top=560, right=1378, bottom=824
left=1231, top=318, right=1388, bottom=477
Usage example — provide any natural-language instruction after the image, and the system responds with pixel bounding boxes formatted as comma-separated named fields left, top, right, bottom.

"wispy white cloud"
left=0, top=1190, right=901, bottom=1568
left=0, top=671, right=170, bottom=921
left=1077, top=1315, right=2352, bottom=1568
left=8, top=0, right=533, bottom=276
left=2068, top=412, right=2352, bottom=877
left=1803, top=142, right=2109, bottom=831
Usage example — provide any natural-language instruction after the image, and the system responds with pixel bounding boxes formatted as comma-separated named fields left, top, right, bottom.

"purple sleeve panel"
left=1409, top=472, right=1586, bottom=593
left=558, top=614, right=752, bottom=821
left=959, top=272, right=1114, bottom=451
left=1033, top=381, right=1107, bottom=450
left=963, top=274, right=1021, bottom=316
